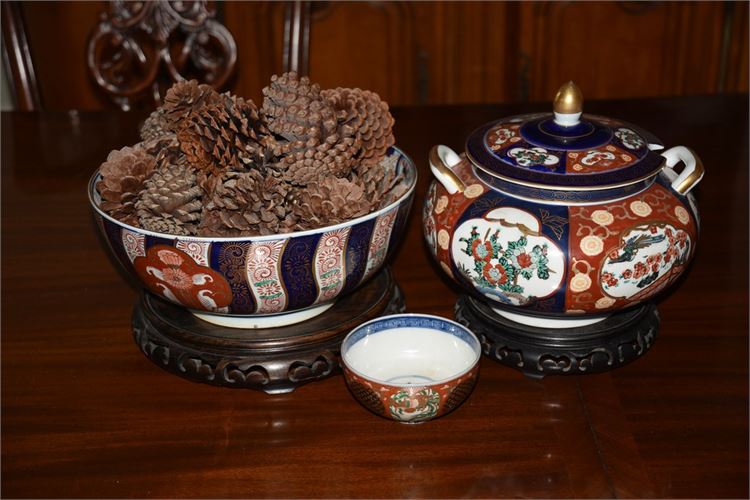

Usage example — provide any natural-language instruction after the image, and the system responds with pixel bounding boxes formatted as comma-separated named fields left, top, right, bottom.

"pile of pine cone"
left=96, top=72, right=408, bottom=236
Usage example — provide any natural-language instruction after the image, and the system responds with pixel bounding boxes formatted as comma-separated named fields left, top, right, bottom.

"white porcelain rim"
left=192, top=302, right=334, bottom=328
left=341, top=313, right=482, bottom=387
left=492, top=308, right=609, bottom=329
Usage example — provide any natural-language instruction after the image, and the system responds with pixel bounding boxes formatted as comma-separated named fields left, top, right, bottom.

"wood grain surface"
left=2, top=95, right=748, bottom=498
left=14, top=2, right=749, bottom=109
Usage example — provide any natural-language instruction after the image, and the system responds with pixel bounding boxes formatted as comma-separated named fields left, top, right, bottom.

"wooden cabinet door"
left=517, top=1, right=744, bottom=101
left=12, top=1, right=748, bottom=109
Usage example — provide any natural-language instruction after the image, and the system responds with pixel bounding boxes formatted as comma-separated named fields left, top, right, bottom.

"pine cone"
left=96, top=145, right=157, bottom=226
left=355, top=152, right=409, bottom=210
left=176, top=93, right=270, bottom=177
left=290, top=176, right=372, bottom=229
left=262, top=72, right=337, bottom=144
left=140, top=133, right=179, bottom=162
left=276, top=133, right=361, bottom=186
left=161, top=80, right=221, bottom=132
left=325, top=87, right=395, bottom=167
left=360, top=90, right=395, bottom=165
left=135, top=161, right=203, bottom=236
left=262, top=72, right=359, bottom=184
left=198, top=170, right=295, bottom=237
left=140, top=108, right=171, bottom=142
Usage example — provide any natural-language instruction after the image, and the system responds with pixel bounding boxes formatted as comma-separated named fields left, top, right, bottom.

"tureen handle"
left=660, top=146, right=705, bottom=195
left=429, top=145, right=466, bottom=194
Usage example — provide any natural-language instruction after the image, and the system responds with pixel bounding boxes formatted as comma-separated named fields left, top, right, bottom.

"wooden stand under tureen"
left=455, top=296, right=659, bottom=377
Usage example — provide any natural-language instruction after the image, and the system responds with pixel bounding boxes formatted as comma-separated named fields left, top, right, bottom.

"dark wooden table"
left=2, top=96, right=748, bottom=499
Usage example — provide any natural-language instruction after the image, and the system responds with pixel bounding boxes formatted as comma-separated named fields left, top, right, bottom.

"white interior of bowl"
left=342, top=315, right=481, bottom=386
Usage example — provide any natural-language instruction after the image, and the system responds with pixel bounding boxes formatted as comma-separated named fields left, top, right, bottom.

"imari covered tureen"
left=424, top=82, right=704, bottom=329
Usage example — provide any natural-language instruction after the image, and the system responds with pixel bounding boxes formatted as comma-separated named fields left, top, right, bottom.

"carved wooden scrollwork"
left=87, top=0, right=237, bottom=110
left=455, top=295, right=660, bottom=378
left=130, top=268, right=405, bottom=394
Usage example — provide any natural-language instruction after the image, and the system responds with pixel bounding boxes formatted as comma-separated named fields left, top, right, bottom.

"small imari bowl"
left=89, top=147, right=416, bottom=329
left=341, top=314, right=481, bottom=423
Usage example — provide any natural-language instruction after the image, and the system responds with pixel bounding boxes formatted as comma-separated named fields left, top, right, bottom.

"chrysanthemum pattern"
left=674, top=206, right=690, bottom=225
left=630, top=200, right=652, bottom=217
left=591, top=210, right=614, bottom=226
left=464, top=184, right=484, bottom=199
left=438, top=229, right=450, bottom=250
left=580, top=235, right=604, bottom=256
left=569, top=273, right=592, bottom=293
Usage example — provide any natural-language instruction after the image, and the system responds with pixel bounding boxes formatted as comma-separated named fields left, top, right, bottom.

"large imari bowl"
left=89, top=147, right=416, bottom=328
left=424, top=83, right=704, bottom=329
left=341, top=314, right=481, bottom=423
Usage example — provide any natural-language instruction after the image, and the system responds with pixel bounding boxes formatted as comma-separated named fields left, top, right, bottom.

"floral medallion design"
left=591, top=209, right=614, bottom=226
left=674, top=205, right=690, bottom=225
left=134, top=244, right=232, bottom=312
left=437, top=229, right=450, bottom=250
left=313, top=228, right=351, bottom=304
left=600, top=223, right=690, bottom=299
left=566, top=145, right=636, bottom=174
left=507, top=147, right=560, bottom=168
left=614, top=128, right=646, bottom=150
left=582, top=150, right=616, bottom=165
left=345, top=366, right=478, bottom=422
left=246, top=240, right=288, bottom=313
left=464, top=183, right=485, bottom=199
left=389, top=388, right=440, bottom=422
left=486, top=124, right=521, bottom=151
left=452, top=207, right=565, bottom=306
left=569, top=272, right=592, bottom=293
left=566, top=144, right=638, bottom=174
left=629, top=200, right=652, bottom=217
left=580, top=235, right=605, bottom=256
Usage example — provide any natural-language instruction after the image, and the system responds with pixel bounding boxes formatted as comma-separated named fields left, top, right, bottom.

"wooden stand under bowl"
left=131, top=268, right=404, bottom=394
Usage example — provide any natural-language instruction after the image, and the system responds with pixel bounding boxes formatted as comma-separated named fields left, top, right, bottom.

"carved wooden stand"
left=132, top=268, right=404, bottom=394
left=455, top=295, right=659, bottom=378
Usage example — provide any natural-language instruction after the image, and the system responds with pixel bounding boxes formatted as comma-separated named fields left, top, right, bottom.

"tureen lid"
left=465, top=82, right=665, bottom=190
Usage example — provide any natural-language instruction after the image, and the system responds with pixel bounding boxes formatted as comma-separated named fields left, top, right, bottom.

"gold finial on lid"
left=553, top=81, right=583, bottom=114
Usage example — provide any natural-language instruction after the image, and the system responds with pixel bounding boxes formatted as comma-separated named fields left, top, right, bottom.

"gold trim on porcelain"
left=553, top=81, right=584, bottom=114
left=429, top=145, right=466, bottom=193
left=672, top=147, right=705, bottom=195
